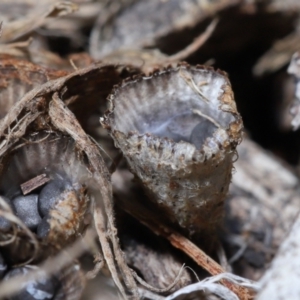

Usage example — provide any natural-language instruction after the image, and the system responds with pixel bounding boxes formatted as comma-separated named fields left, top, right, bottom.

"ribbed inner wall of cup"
left=113, top=69, right=235, bottom=148
left=0, top=135, right=88, bottom=199
left=0, top=134, right=91, bottom=236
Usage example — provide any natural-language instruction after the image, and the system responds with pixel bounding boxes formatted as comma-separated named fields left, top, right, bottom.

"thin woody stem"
left=167, top=18, right=218, bottom=62
left=121, top=201, right=252, bottom=300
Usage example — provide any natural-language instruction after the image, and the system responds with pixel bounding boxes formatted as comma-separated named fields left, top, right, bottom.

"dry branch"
left=112, top=170, right=252, bottom=300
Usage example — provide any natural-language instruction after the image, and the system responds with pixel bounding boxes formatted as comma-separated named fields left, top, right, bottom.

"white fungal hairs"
left=104, top=64, right=243, bottom=234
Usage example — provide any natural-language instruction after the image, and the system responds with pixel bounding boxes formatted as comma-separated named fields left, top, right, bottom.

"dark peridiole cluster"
left=0, top=251, right=61, bottom=300
left=0, top=247, right=84, bottom=300
left=0, top=179, right=79, bottom=239
left=4, top=266, right=60, bottom=300
left=12, top=194, right=41, bottom=231
left=0, top=133, right=90, bottom=245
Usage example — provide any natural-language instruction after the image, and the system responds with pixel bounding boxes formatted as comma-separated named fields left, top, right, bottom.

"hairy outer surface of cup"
left=103, top=64, right=243, bottom=235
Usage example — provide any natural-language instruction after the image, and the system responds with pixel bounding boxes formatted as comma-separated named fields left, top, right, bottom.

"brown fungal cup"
left=102, top=64, right=243, bottom=235
left=0, top=131, right=91, bottom=249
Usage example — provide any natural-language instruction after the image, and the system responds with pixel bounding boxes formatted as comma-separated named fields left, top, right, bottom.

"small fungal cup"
left=102, top=64, right=243, bottom=235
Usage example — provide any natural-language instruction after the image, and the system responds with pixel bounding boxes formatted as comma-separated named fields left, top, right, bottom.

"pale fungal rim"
left=103, top=63, right=243, bottom=161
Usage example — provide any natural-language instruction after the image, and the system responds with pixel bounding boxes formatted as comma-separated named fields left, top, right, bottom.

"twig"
left=193, top=109, right=223, bottom=128
left=144, top=220, right=252, bottom=299
left=21, top=174, right=50, bottom=195
left=0, top=210, right=39, bottom=266
left=93, top=205, right=127, bottom=298
left=167, top=18, right=218, bottom=62
left=49, top=93, right=139, bottom=299
left=131, top=264, right=186, bottom=294
left=119, top=198, right=252, bottom=300
left=179, top=69, right=210, bottom=102
left=85, top=252, right=105, bottom=280
left=138, top=288, right=165, bottom=300
left=217, top=242, right=232, bottom=272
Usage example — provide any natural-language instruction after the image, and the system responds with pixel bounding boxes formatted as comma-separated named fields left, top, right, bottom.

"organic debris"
left=0, top=1, right=300, bottom=300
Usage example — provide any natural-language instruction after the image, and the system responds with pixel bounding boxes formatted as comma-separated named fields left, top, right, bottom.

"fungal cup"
left=0, top=131, right=92, bottom=249
left=102, top=64, right=243, bottom=235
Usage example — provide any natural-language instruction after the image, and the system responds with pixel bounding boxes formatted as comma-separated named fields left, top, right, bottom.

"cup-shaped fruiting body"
left=0, top=131, right=91, bottom=247
left=0, top=58, right=67, bottom=119
left=3, top=262, right=84, bottom=300
left=102, top=64, right=243, bottom=235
